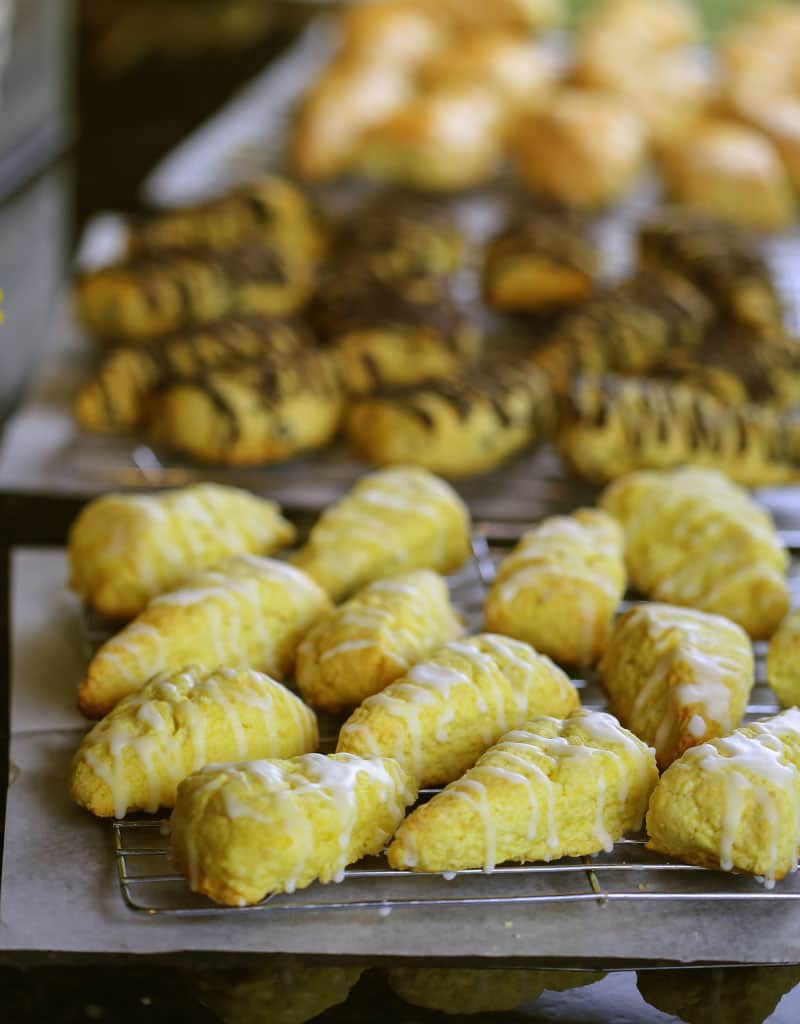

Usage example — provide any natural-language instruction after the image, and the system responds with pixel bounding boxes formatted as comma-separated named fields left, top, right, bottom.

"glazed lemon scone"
left=387, top=709, right=657, bottom=871
left=291, top=467, right=471, bottom=602
left=70, top=666, right=318, bottom=818
left=601, top=466, right=789, bottom=639
left=170, top=753, right=417, bottom=906
left=646, top=709, right=800, bottom=883
left=337, top=633, right=579, bottom=788
left=68, top=484, right=295, bottom=620
left=600, top=604, right=754, bottom=769
left=295, top=570, right=463, bottom=714
left=79, top=555, right=330, bottom=719
left=766, top=610, right=800, bottom=708
left=484, top=509, right=626, bottom=668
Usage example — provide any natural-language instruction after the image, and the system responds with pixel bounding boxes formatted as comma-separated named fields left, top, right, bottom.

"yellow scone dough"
left=79, top=555, right=330, bottom=719
left=70, top=666, right=318, bottom=818
left=646, top=709, right=800, bottom=883
left=336, top=633, right=579, bottom=788
left=484, top=509, right=626, bottom=667
left=170, top=753, right=417, bottom=906
left=68, top=484, right=295, bottom=620
left=291, top=467, right=471, bottom=602
left=387, top=709, right=657, bottom=872
left=601, top=466, right=789, bottom=639
left=767, top=610, right=800, bottom=708
left=295, top=570, right=463, bottom=714
left=601, top=604, right=754, bottom=769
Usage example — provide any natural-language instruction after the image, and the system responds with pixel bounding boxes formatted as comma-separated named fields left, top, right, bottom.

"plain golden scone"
left=515, top=90, right=647, bottom=210
left=767, top=610, right=800, bottom=708
left=485, top=509, right=626, bottom=668
left=79, top=555, right=331, bottom=719
left=387, top=709, right=657, bottom=872
left=601, top=604, right=754, bottom=769
left=170, top=753, right=417, bottom=906
left=576, top=0, right=698, bottom=53
left=68, top=484, right=295, bottom=620
left=291, top=467, right=471, bottom=602
left=336, top=632, right=579, bottom=788
left=295, top=570, right=463, bottom=714
left=70, top=666, right=318, bottom=818
left=601, top=466, right=789, bottom=639
left=646, top=709, right=800, bottom=884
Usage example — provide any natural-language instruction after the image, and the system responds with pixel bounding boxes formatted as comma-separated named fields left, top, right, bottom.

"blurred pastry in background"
left=514, top=90, right=648, bottom=210
left=483, top=207, right=599, bottom=313
left=338, top=2, right=446, bottom=71
left=732, top=98, right=800, bottom=192
left=767, top=610, right=800, bottom=709
left=428, top=0, right=564, bottom=33
left=719, top=4, right=800, bottom=120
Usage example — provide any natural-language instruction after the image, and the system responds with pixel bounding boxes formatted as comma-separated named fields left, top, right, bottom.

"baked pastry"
left=148, top=347, right=343, bottom=466
left=484, top=508, right=626, bottom=668
left=601, top=466, right=789, bottom=639
left=428, top=0, right=563, bottom=33
left=127, top=175, right=321, bottom=261
left=387, top=708, right=657, bottom=871
left=342, top=358, right=556, bottom=478
left=68, top=483, right=295, bottom=620
left=74, top=315, right=311, bottom=434
left=767, top=610, right=800, bottom=708
left=79, top=555, right=331, bottom=718
left=720, top=6, right=800, bottom=121
left=515, top=90, right=647, bottom=210
left=70, top=666, right=318, bottom=818
left=483, top=209, right=599, bottom=313
left=740, top=98, right=800, bottom=192
left=336, top=633, right=579, bottom=788
left=170, top=753, right=417, bottom=906
left=638, top=208, right=783, bottom=330
left=646, top=709, right=800, bottom=884
left=291, top=467, right=471, bottom=602
left=575, top=0, right=698, bottom=54
left=660, top=119, right=795, bottom=232
left=558, top=374, right=800, bottom=487
left=637, top=965, right=800, bottom=1024
left=339, top=2, right=445, bottom=71
left=601, top=604, right=754, bottom=769
left=296, top=570, right=463, bottom=714
left=76, top=243, right=313, bottom=344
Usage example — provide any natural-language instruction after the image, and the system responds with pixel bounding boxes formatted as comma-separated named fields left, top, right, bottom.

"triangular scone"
left=484, top=508, right=625, bottom=667
left=79, top=556, right=330, bottom=719
left=601, top=466, right=789, bottom=639
left=336, top=633, right=579, bottom=788
left=291, top=466, right=471, bottom=601
left=601, top=603, right=754, bottom=769
left=68, top=484, right=295, bottom=620
left=387, top=709, right=657, bottom=872
left=171, top=753, right=417, bottom=906
left=296, top=570, right=464, bottom=714
left=646, top=709, right=800, bottom=884
left=70, top=666, right=318, bottom=818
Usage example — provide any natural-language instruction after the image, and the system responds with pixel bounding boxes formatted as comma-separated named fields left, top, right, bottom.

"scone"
left=600, top=604, right=754, bottom=769
left=291, top=467, right=471, bottom=601
left=79, top=555, right=331, bottom=719
left=428, top=0, right=563, bottom=33
left=575, top=0, right=699, bottom=54
left=295, top=570, right=463, bottom=714
left=387, top=709, right=657, bottom=871
left=767, top=610, right=800, bottom=708
left=483, top=209, right=599, bottom=313
left=76, top=243, right=313, bottom=344
left=149, top=347, right=343, bottom=466
left=343, top=358, right=557, bottom=478
left=339, top=2, right=445, bottom=71
left=484, top=508, right=626, bottom=668
left=514, top=90, right=647, bottom=210
left=68, top=484, right=295, bottom=620
left=646, top=709, right=800, bottom=883
left=170, top=753, right=417, bottom=905
left=70, top=666, right=318, bottom=818
left=336, top=632, right=579, bottom=788
left=601, top=466, right=789, bottom=639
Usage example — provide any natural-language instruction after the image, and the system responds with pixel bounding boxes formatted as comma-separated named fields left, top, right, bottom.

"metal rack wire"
left=111, top=523, right=800, bottom=916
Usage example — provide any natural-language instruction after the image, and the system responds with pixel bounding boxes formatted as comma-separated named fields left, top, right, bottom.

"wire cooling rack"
left=110, top=523, right=800, bottom=916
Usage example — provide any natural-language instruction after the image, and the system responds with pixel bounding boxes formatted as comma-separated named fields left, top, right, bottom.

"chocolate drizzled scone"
left=75, top=315, right=312, bottom=433
left=343, top=358, right=556, bottom=477
left=149, top=346, right=343, bottom=465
